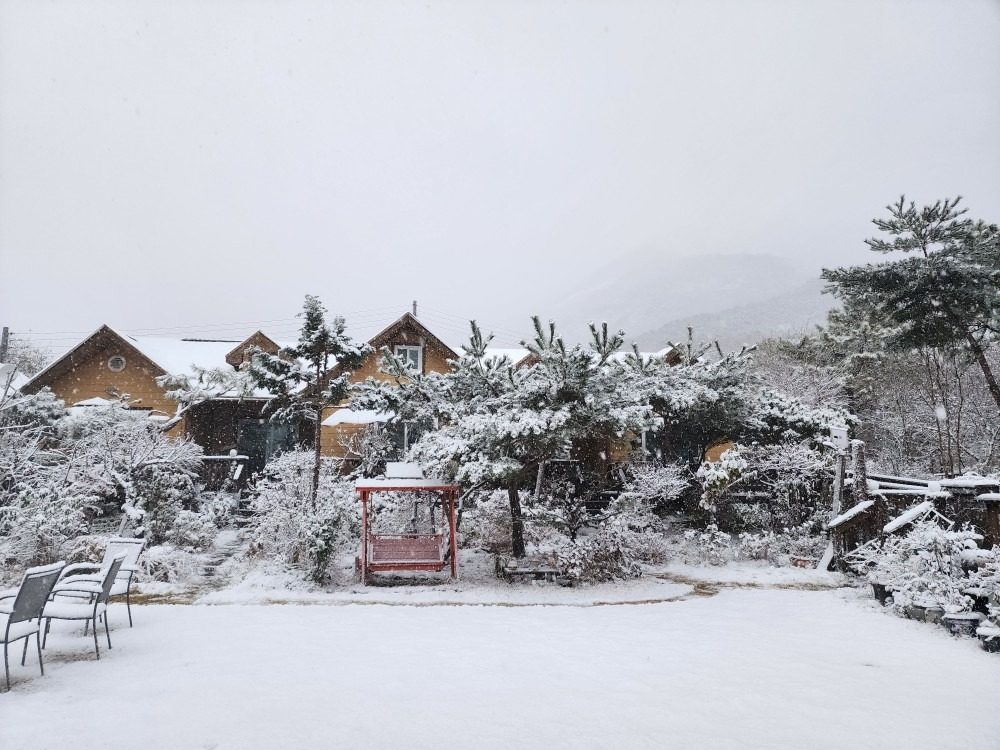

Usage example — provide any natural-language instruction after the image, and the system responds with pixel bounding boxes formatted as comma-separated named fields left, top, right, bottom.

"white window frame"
left=393, top=344, right=423, bottom=375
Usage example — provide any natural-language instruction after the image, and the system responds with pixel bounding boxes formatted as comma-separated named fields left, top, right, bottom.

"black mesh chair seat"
left=2, top=560, right=66, bottom=691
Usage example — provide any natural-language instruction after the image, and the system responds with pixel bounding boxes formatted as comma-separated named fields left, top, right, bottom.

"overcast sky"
left=1, top=0, right=998, bottom=350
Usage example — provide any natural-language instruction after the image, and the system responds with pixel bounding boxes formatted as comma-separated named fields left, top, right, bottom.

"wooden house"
left=20, top=325, right=289, bottom=472
left=320, top=313, right=461, bottom=460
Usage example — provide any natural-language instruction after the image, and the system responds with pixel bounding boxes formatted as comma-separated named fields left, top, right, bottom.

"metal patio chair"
left=42, top=552, right=126, bottom=660
left=53, top=536, right=145, bottom=626
left=1, top=560, right=66, bottom=691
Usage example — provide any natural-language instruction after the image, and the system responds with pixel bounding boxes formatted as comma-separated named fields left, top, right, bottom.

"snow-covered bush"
left=0, top=398, right=204, bottom=570
left=132, top=465, right=198, bottom=544
left=696, top=442, right=832, bottom=533
left=0, top=483, right=90, bottom=566
left=619, top=460, right=690, bottom=510
left=735, top=521, right=828, bottom=565
left=555, top=524, right=663, bottom=583
left=339, top=423, right=396, bottom=478
left=64, top=535, right=110, bottom=564
left=863, top=521, right=980, bottom=613
left=967, top=548, right=1000, bottom=622
left=697, top=449, right=749, bottom=513
left=461, top=491, right=514, bottom=553
left=678, top=524, right=733, bottom=566
left=140, top=544, right=204, bottom=583
left=167, top=510, right=217, bottom=551
left=198, top=491, right=238, bottom=528
left=0, top=387, right=66, bottom=429
left=246, top=450, right=359, bottom=583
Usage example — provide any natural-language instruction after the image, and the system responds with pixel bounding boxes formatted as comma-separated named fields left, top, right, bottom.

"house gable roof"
left=328, top=312, right=459, bottom=380
left=225, top=331, right=281, bottom=367
left=22, top=325, right=287, bottom=396
left=22, top=325, right=167, bottom=394
left=367, top=313, right=459, bottom=360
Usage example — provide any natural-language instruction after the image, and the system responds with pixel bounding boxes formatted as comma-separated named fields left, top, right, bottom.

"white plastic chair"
left=53, top=537, right=145, bottom=626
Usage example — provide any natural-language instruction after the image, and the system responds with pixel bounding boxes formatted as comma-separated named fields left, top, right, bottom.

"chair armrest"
left=120, top=565, right=140, bottom=573
left=59, top=563, right=102, bottom=578
left=0, top=588, right=17, bottom=602
left=52, top=582, right=102, bottom=596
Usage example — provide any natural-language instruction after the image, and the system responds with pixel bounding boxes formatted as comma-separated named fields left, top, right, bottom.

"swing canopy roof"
left=355, top=478, right=458, bottom=491
left=355, top=462, right=458, bottom=493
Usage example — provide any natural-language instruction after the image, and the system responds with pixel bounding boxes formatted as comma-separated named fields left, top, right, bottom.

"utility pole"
left=0, top=327, right=9, bottom=362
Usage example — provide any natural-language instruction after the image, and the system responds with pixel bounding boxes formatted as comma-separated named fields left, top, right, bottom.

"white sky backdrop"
left=1, top=0, right=998, bottom=348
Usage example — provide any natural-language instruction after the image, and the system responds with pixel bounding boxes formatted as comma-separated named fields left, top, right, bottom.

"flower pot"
left=871, top=583, right=891, bottom=606
left=979, top=634, right=1000, bottom=653
left=923, top=607, right=945, bottom=625
left=942, top=612, right=983, bottom=637
left=904, top=604, right=927, bottom=621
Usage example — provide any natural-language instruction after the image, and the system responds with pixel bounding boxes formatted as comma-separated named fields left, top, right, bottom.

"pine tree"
left=249, top=296, right=368, bottom=508
left=822, top=197, right=1000, bottom=411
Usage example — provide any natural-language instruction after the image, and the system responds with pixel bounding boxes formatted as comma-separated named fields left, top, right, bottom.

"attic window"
left=107, top=355, right=126, bottom=373
left=393, top=345, right=422, bottom=374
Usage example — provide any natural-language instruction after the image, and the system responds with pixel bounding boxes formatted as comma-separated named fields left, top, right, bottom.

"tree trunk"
left=966, top=332, right=1000, bottom=412
left=508, top=483, right=526, bottom=558
left=311, top=408, right=322, bottom=510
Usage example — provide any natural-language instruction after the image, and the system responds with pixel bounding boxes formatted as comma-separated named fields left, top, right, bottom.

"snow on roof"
left=938, top=476, right=998, bottom=490
left=1, top=364, right=28, bottom=398
left=608, top=346, right=676, bottom=364
left=120, top=332, right=243, bottom=377
left=883, top=501, right=934, bottom=534
left=385, top=462, right=423, bottom=479
left=827, top=500, right=875, bottom=529
left=481, top=347, right=531, bottom=364
left=322, top=408, right=393, bottom=426
left=72, top=396, right=115, bottom=407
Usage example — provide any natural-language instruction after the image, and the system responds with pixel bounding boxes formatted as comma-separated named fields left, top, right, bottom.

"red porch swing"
left=355, top=463, right=459, bottom=585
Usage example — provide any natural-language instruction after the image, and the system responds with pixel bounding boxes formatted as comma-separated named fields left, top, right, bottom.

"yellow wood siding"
left=320, top=333, right=455, bottom=458
left=41, top=341, right=176, bottom=418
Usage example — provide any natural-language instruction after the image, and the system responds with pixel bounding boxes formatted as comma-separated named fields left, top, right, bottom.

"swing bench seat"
left=367, top=533, right=447, bottom=572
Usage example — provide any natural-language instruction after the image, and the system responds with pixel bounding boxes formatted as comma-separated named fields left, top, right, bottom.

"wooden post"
left=852, top=440, right=868, bottom=503
left=448, top=489, right=458, bottom=579
left=360, top=491, right=369, bottom=586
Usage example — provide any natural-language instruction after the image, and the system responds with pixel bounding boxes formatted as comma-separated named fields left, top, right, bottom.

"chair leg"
left=3, top=642, right=9, bottom=692
left=36, top=632, right=44, bottom=676
left=104, top=614, right=112, bottom=649
left=92, top=619, right=100, bottom=660
left=84, top=619, right=89, bottom=637
left=21, top=635, right=28, bottom=666
left=42, top=619, right=50, bottom=649
left=127, top=588, right=133, bottom=627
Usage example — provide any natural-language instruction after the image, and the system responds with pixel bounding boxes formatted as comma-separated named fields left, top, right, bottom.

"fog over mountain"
left=634, top=278, right=836, bottom=352
left=533, top=251, right=826, bottom=347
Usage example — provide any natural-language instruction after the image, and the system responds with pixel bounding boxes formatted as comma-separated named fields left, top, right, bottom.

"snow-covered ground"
left=2, top=587, right=997, bottom=749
